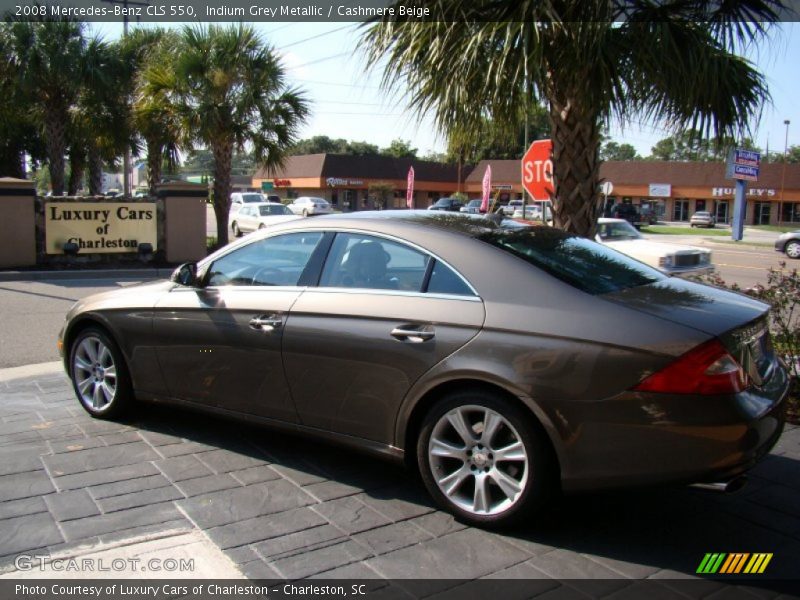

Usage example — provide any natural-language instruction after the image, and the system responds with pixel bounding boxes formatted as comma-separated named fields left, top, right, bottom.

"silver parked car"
left=690, top=211, right=717, bottom=228
left=288, top=196, right=332, bottom=217
left=59, top=212, right=788, bottom=527
left=229, top=202, right=300, bottom=237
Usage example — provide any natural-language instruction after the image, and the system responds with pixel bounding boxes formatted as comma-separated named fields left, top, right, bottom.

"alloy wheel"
left=428, top=404, right=529, bottom=516
left=73, top=336, right=117, bottom=412
left=786, top=241, right=800, bottom=259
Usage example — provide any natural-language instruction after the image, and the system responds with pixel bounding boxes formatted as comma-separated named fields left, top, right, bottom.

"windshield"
left=478, top=227, right=664, bottom=295
left=259, top=205, right=291, bottom=216
left=241, top=194, right=264, bottom=203
left=467, top=199, right=481, bottom=207
left=433, top=198, right=455, bottom=206
left=597, top=220, right=643, bottom=241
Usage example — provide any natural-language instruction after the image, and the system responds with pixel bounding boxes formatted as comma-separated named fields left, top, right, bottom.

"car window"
left=479, top=228, right=664, bottom=295
left=319, top=233, right=428, bottom=291
left=206, top=232, right=324, bottom=287
left=240, top=206, right=252, bottom=217
left=597, top=221, right=642, bottom=240
left=259, top=205, right=291, bottom=216
left=426, top=260, right=475, bottom=296
left=241, top=193, right=263, bottom=203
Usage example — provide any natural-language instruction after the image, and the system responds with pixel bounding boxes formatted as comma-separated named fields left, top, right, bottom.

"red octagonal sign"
left=521, top=139, right=553, bottom=200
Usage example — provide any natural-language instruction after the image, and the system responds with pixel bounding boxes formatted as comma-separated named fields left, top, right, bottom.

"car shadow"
left=124, top=403, right=800, bottom=587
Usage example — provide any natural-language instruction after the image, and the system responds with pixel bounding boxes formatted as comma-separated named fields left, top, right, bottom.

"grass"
left=713, top=240, right=776, bottom=248
left=641, top=225, right=729, bottom=236
left=747, top=224, right=799, bottom=233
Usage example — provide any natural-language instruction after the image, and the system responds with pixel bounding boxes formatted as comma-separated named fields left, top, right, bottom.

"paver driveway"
left=1, top=369, right=799, bottom=597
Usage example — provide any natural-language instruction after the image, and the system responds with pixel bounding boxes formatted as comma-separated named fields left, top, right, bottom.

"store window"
left=781, top=202, right=800, bottom=223
left=673, top=200, right=689, bottom=221
left=753, top=201, right=771, bottom=225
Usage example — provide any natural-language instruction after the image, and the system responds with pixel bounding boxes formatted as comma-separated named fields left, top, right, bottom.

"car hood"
left=602, top=276, right=769, bottom=337
left=602, top=238, right=709, bottom=256
left=67, top=279, right=175, bottom=318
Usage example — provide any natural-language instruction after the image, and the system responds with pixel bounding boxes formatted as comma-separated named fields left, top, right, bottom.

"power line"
left=287, top=52, right=351, bottom=70
left=277, top=24, right=354, bottom=51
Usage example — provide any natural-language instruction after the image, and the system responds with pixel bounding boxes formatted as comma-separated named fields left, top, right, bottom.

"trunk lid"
left=603, top=277, right=778, bottom=386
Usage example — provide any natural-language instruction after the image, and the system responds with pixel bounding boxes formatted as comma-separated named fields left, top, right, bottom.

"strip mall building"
left=255, top=154, right=800, bottom=225
left=466, top=160, right=800, bottom=225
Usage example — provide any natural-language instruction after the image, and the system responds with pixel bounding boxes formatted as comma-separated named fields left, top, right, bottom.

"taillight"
left=633, top=339, right=748, bottom=395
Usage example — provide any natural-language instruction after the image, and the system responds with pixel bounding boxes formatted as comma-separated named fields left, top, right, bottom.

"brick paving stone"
left=96, top=486, right=184, bottom=513
left=0, top=447, right=45, bottom=476
left=137, top=430, right=183, bottom=446
left=153, top=454, right=214, bottom=482
left=174, top=473, right=242, bottom=497
left=0, top=470, right=54, bottom=501
left=53, top=462, right=160, bottom=491
left=352, top=521, right=433, bottom=556
left=303, top=480, right=365, bottom=502
left=238, top=559, right=280, bottom=580
left=366, top=528, right=530, bottom=581
left=177, top=480, right=315, bottom=529
left=89, top=474, right=172, bottom=499
left=407, top=511, right=467, bottom=538
left=230, top=465, right=281, bottom=485
left=155, top=440, right=219, bottom=458
left=48, top=437, right=104, bottom=454
left=42, top=441, right=159, bottom=476
left=0, top=496, right=48, bottom=521
left=309, top=562, right=385, bottom=580
left=252, top=524, right=345, bottom=561
left=44, top=489, right=99, bottom=521
left=270, top=539, right=371, bottom=580
left=356, top=486, right=435, bottom=522
left=0, top=513, right=63, bottom=557
left=206, top=507, right=326, bottom=550
left=194, top=448, right=267, bottom=473
left=99, top=431, right=142, bottom=446
left=59, top=502, right=183, bottom=541
left=312, top=496, right=391, bottom=535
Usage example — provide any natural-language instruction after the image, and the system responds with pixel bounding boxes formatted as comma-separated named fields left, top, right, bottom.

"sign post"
left=727, top=149, right=760, bottom=241
left=521, top=140, right=554, bottom=221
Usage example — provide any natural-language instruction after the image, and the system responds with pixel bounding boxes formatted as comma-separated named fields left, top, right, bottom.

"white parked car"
left=230, top=192, right=266, bottom=213
left=289, top=196, right=333, bottom=217
left=596, top=218, right=713, bottom=277
left=229, top=202, right=300, bottom=237
left=690, top=211, right=717, bottom=228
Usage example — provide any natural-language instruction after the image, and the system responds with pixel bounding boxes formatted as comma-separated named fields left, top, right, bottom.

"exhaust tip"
left=690, top=475, right=748, bottom=494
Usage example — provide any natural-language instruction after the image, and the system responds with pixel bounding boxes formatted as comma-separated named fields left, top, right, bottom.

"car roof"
left=597, top=218, right=628, bottom=224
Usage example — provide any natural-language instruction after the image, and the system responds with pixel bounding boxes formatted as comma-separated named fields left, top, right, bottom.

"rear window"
left=478, top=228, right=665, bottom=295
left=241, top=194, right=263, bottom=203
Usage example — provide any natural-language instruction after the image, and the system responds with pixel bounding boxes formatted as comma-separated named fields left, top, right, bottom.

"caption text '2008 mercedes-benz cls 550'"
left=58, top=211, right=789, bottom=527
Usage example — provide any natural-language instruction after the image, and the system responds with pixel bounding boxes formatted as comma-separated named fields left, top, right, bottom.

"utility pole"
left=780, top=119, right=790, bottom=225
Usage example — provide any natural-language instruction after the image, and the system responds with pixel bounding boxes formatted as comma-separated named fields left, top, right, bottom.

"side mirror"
left=171, top=262, right=198, bottom=287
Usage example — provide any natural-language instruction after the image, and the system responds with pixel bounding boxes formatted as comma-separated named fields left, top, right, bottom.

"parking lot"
left=0, top=366, right=798, bottom=594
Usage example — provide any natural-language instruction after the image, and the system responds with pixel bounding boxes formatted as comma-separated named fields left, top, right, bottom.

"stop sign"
left=521, top=139, right=553, bottom=200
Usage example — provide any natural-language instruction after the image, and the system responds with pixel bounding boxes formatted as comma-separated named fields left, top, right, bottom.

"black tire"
left=232, top=222, right=242, bottom=237
left=785, top=240, right=800, bottom=259
left=416, top=391, right=557, bottom=528
left=68, top=326, right=133, bottom=419
left=258, top=223, right=266, bottom=230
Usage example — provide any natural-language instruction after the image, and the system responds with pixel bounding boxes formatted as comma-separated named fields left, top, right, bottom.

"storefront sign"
left=273, top=179, right=291, bottom=187
left=45, top=202, right=157, bottom=254
left=326, top=177, right=364, bottom=187
left=726, top=148, right=761, bottom=181
left=648, top=183, right=672, bottom=197
left=712, top=187, right=776, bottom=197
left=492, top=184, right=512, bottom=190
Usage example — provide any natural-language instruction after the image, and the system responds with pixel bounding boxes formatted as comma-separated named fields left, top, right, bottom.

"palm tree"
left=6, top=19, right=87, bottom=195
left=128, top=28, right=181, bottom=196
left=362, top=1, right=781, bottom=237
left=149, top=25, right=309, bottom=246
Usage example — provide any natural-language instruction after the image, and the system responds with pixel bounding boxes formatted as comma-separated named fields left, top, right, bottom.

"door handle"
left=391, top=326, right=435, bottom=343
left=249, top=314, right=283, bottom=332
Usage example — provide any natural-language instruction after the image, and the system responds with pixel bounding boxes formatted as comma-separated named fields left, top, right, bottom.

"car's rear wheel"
left=232, top=222, right=242, bottom=237
left=302, top=208, right=309, bottom=217
left=417, top=391, right=556, bottom=528
left=786, top=240, right=800, bottom=259
left=69, top=327, right=133, bottom=419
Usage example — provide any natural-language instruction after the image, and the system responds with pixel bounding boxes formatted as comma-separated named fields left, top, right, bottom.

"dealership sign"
left=326, top=177, right=364, bottom=186
left=45, top=202, right=157, bottom=254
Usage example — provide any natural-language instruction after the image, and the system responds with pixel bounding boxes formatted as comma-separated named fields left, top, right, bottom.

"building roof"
left=254, top=153, right=461, bottom=182
left=466, top=159, right=800, bottom=188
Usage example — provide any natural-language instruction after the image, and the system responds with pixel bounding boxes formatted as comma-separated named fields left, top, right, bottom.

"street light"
left=780, top=119, right=790, bottom=224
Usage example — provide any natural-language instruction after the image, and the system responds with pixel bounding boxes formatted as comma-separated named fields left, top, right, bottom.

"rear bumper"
left=559, top=362, right=790, bottom=492
left=661, top=265, right=715, bottom=278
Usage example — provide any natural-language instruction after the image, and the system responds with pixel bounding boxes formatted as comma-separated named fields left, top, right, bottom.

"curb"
left=0, top=268, right=175, bottom=282
left=0, top=361, right=64, bottom=382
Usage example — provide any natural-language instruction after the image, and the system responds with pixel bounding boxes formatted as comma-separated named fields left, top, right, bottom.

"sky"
left=92, top=20, right=800, bottom=159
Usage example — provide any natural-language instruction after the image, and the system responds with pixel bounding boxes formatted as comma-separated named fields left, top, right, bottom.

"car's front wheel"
left=232, top=222, right=242, bottom=237
left=417, top=391, right=556, bottom=528
left=785, top=240, right=800, bottom=259
left=69, top=326, right=133, bottom=419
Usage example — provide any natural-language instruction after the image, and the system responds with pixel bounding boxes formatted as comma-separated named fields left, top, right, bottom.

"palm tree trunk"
left=146, top=139, right=162, bottom=197
left=68, top=146, right=86, bottom=195
left=212, top=139, right=234, bottom=247
left=87, top=143, right=103, bottom=195
left=44, top=104, right=67, bottom=195
left=548, top=96, right=602, bottom=238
